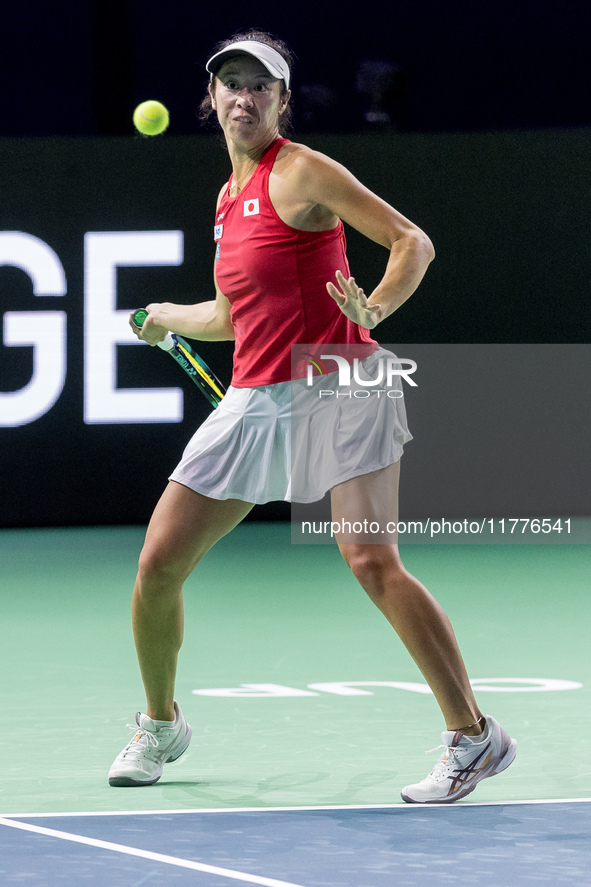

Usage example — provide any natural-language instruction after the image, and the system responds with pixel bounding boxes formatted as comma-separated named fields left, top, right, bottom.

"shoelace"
left=121, top=722, right=159, bottom=757
left=424, top=743, right=457, bottom=779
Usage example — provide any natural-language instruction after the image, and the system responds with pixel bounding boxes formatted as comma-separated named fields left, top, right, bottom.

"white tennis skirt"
left=169, top=347, right=412, bottom=504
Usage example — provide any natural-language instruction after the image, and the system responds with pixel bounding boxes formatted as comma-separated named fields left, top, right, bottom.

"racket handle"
left=132, top=309, right=176, bottom=352
left=131, top=309, right=149, bottom=327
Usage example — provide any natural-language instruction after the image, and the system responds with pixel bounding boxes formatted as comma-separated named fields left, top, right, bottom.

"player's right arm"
left=138, top=280, right=234, bottom=344
left=131, top=183, right=235, bottom=345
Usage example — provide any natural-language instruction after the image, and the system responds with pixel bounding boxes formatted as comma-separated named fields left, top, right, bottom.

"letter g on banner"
left=0, top=232, right=67, bottom=426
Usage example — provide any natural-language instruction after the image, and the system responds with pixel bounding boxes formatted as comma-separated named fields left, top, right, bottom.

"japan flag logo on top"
left=243, top=198, right=260, bottom=217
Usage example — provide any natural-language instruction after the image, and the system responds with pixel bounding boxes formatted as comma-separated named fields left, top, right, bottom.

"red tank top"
left=214, top=137, right=376, bottom=387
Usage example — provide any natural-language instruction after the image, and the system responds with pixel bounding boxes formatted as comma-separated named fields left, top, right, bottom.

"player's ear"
left=279, top=89, right=291, bottom=115
left=209, top=81, right=217, bottom=111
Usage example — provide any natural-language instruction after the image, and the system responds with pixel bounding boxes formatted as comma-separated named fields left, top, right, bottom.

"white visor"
left=206, top=40, right=290, bottom=90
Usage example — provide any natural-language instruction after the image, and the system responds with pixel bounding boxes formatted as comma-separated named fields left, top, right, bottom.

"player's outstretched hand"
left=326, top=270, right=383, bottom=330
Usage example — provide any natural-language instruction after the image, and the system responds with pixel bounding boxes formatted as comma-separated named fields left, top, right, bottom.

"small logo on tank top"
left=243, top=198, right=260, bottom=217
left=214, top=224, right=223, bottom=241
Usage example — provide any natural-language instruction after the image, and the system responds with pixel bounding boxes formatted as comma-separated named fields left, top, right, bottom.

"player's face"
left=211, top=55, right=289, bottom=146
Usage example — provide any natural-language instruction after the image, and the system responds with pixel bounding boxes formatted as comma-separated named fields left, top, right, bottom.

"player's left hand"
left=326, top=271, right=384, bottom=330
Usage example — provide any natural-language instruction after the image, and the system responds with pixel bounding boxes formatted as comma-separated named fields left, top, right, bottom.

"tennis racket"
left=131, top=309, right=226, bottom=408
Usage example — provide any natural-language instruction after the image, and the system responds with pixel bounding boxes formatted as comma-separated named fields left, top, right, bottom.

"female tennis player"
left=109, top=30, right=516, bottom=802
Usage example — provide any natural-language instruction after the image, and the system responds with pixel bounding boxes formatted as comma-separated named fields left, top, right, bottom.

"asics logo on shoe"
left=151, top=748, right=171, bottom=764
left=448, top=743, right=493, bottom=796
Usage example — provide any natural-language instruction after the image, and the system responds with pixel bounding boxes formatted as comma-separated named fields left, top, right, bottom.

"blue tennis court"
left=2, top=801, right=590, bottom=886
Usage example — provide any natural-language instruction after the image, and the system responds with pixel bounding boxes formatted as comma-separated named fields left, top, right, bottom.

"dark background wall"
left=2, top=1, right=590, bottom=138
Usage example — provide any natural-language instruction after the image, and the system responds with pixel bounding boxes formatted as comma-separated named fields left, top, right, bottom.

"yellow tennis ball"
left=133, top=100, right=169, bottom=136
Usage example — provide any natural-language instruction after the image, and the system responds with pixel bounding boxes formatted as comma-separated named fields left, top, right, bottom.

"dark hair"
left=199, top=29, right=294, bottom=135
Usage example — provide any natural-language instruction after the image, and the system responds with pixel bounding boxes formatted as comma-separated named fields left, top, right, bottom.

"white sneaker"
left=108, top=700, right=192, bottom=787
left=401, top=715, right=516, bottom=803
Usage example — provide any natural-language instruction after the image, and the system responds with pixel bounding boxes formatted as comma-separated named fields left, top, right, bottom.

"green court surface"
left=1, top=523, right=589, bottom=816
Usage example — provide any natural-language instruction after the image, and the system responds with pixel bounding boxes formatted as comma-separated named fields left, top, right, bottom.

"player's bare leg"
left=331, top=462, right=484, bottom=734
left=132, top=481, right=254, bottom=721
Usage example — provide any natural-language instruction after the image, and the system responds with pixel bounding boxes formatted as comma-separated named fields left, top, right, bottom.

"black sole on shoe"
left=108, top=775, right=161, bottom=787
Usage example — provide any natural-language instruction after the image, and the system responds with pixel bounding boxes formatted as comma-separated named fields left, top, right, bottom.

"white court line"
left=2, top=797, right=590, bottom=819
left=0, top=817, right=308, bottom=887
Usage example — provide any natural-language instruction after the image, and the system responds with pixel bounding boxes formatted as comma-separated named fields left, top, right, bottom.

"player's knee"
left=137, top=543, right=187, bottom=593
left=341, top=544, right=404, bottom=590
